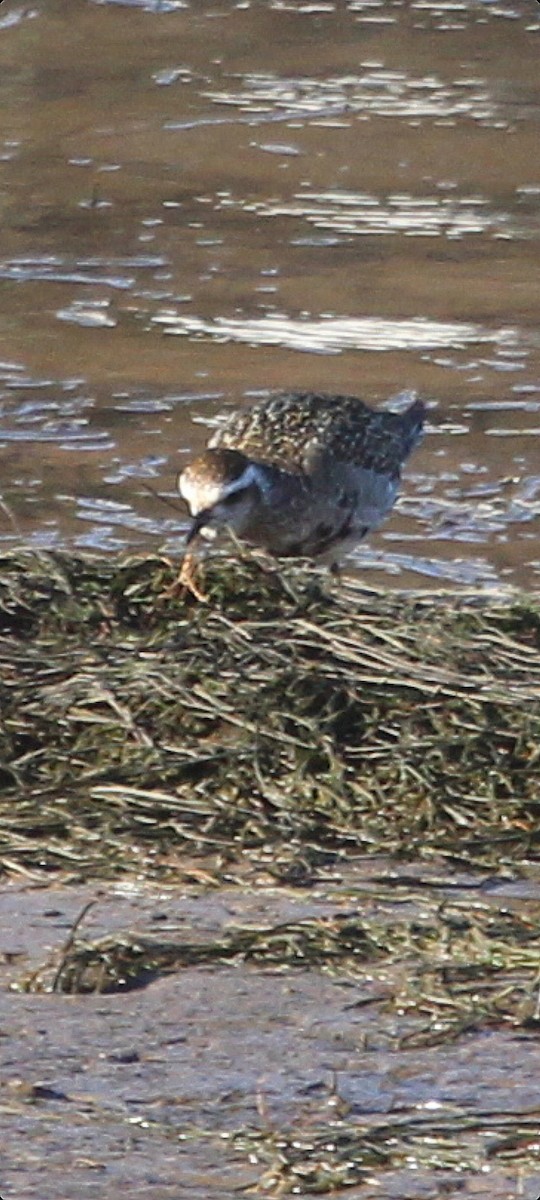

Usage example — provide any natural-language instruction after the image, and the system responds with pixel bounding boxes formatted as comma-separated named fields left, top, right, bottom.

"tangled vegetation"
left=0, top=548, right=539, bottom=882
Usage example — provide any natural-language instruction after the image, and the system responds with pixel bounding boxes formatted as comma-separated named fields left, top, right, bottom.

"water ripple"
left=202, top=68, right=496, bottom=126
left=155, top=312, right=519, bottom=354
left=244, top=190, right=534, bottom=241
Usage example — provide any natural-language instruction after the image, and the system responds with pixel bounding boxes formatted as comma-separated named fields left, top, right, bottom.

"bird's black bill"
left=186, top=510, right=211, bottom=545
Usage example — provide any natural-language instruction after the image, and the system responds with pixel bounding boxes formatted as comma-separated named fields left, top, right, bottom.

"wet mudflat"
left=3, top=864, right=540, bottom=1200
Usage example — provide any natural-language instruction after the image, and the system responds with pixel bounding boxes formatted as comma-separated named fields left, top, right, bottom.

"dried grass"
left=0, top=548, right=539, bottom=881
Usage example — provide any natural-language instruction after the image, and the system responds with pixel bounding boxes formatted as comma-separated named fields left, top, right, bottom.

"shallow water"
left=0, top=0, right=539, bottom=590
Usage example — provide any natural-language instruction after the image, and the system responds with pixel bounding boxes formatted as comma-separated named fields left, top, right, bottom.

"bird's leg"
left=177, top=556, right=208, bottom=601
left=161, top=546, right=208, bottom=603
left=178, top=551, right=208, bottom=602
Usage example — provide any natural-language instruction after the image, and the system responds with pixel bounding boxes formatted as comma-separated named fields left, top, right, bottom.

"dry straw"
left=0, top=548, right=538, bottom=882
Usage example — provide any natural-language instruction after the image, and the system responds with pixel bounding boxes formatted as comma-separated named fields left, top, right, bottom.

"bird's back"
left=210, top=391, right=425, bottom=479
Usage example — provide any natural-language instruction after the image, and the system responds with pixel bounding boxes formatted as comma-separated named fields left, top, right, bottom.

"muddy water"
left=0, top=0, right=538, bottom=589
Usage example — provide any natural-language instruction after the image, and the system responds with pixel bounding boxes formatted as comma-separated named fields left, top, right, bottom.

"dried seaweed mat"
left=0, top=549, right=539, bottom=880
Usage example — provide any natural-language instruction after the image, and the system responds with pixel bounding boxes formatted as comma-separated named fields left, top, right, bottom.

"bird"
left=176, top=389, right=425, bottom=599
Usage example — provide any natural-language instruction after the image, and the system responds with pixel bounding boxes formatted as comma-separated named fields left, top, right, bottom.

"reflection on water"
left=155, top=311, right=520, bottom=352
left=244, top=188, right=538, bottom=240
left=0, top=0, right=538, bottom=591
left=202, top=66, right=497, bottom=123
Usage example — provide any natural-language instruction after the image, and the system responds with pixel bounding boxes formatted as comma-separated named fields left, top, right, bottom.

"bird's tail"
left=397, top=392, right=426, bottom=456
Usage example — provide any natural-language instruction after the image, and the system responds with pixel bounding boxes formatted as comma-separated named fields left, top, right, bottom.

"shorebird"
left=177, top=390, right=425, bottom=598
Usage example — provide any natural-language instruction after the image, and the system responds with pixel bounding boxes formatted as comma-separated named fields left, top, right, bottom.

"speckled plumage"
left=178, top=390, right=425, bottom=562
left=210, top=390, right=424, bottom=479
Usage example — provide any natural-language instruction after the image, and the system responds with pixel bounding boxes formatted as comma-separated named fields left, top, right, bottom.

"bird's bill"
left=185, top=508, right=213, bottom=545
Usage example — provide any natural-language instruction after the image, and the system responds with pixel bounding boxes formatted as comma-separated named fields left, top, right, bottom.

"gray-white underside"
left=199, top=460, right=399, bottom=558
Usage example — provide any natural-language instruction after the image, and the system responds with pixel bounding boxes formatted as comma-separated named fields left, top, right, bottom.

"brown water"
left=0, top=0, right=539, bottom=590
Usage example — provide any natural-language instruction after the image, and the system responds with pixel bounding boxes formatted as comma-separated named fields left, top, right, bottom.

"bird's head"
left=178, top=448, right=265, bottom=544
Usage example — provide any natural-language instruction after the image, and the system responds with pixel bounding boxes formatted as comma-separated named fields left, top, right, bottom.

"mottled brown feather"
left=210, top=391, right=425, bottom=479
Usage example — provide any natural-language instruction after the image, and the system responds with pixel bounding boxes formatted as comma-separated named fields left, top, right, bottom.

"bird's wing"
left=210, top=392, right=425, bottom=477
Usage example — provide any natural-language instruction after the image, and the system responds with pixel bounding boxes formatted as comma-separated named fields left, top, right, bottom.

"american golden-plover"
left=177, top=390, right=425, bottom=598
